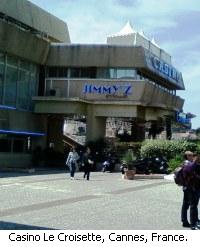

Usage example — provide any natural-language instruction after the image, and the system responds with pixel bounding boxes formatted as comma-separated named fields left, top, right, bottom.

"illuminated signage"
left=151, top=56, right=183, bottom=83
left=0, top=105, right=16, bottom=110
left=176, top=112, right=191, bottom=125
left=0, top=129, right=45, bottom=136
left=83, top=84, right=132, bottom=95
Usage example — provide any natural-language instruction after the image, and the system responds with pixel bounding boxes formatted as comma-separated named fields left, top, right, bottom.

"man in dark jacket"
left=83, top=147, right=94, bottom=181
left=181, top=153, right=200, bottom=230
left=181, top=151, right=194, bottom=228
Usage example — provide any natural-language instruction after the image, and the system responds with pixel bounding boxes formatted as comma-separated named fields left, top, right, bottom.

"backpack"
left=174, top=165, right=185, bottom=186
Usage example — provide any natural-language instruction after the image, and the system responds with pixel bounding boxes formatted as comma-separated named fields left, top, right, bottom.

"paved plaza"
left=0, top=170, right=192, bottom=230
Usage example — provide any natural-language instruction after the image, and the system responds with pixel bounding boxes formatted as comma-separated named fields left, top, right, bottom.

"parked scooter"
left=134, top=156, right=168, bottom=174
left=102, top=153, right=116, bottom=172
left=134, top=158, right=150, bottom=174
left=149, top=156, right=168, bottom=174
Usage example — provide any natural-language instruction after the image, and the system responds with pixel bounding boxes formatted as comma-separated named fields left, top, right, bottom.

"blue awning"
left=0, top=129, right=45, bottom=136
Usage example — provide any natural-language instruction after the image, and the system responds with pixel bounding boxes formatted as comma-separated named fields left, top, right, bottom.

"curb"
left=134, top=174, right=164, bottom=179
left=0, top=168, right=35, bottom=173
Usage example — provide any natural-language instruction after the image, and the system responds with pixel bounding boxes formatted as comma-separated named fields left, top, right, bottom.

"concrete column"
left=47, top=115, right=64, bottom=153
left=32, top=115, right=48, bottom=150
left=86, top=106, right=106, bottom=142
left=131, top=119, right=145, bottom=141
left=148, top=120, right=158, bottom=139
left=166, top=117, right=172, bottom=140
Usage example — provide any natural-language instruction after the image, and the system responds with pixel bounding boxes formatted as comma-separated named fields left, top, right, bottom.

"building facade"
left=0, top=0, right=185, bottom=168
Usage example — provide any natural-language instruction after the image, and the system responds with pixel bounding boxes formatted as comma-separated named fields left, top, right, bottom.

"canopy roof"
left=108, top=21, right=135, bottom=37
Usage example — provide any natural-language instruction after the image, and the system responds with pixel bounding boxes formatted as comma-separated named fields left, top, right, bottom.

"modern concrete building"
left=0, top=0, right=185, bottom=168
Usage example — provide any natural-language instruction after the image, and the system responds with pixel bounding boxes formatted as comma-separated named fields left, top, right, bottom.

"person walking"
left=181, top=151, right=200, bottom=230
left=189, top=154, right=200, bottom=229
left=82, top=147, right=94, bottom=181
left=66, top=146, right=79, bottom=180
left=181, top=151, right=194, bottom=228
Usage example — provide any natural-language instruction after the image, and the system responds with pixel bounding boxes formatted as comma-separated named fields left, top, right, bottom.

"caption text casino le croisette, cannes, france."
left=7, top=232, right=188, bottom=244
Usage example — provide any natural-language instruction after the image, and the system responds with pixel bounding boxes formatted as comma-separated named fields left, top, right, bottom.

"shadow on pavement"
left=0, top=168, right=67, bottom=178
left=0, top=221, right=56, bottom=230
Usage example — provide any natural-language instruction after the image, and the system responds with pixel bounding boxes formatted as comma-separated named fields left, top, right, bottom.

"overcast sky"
left=30, top=0, right=200, bottom=128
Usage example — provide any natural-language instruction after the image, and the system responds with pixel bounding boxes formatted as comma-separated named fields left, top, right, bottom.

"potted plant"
left=121, top=149, right=136, bottom=180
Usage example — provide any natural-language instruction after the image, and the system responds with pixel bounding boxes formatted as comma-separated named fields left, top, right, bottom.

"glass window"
left=20, top=60, right=30, bottom=71
left=30, top=65, right=38, bottom=106
left=137, top=71, right=145, bottom=80
left=0, top=139, right=12, bottom=152
left=29, top=74, right=37, bottom=110
left=0, top=63, right=4, bottom=104
left=13, top=139, right=24, bottom=152
left=58, top=67, right=68, bottom=77
left=4, top=66, right=18, bottom=106
left=30, top=74, right=37, bottom=97
left=96, top=68, right=110, bottom=78
left=109, top=69, right=117, bottom=78
left=96, top=68, right=137, bottom=79
left=0, top=136, right=31, bottom=153
left=80, top=67, right=96, bottom=78
left=116, top=69, right=136, bottom=78
left=30, top=64, right=37, bottom=74
left=70, top=68, right=80, bottom=78
left=48, top=67, right=58, bottom=77
left=7, top=56, right=18, bottom=67
left=69, top=67, right=96, bottom=78
left=18, top=70, right=30, bottom=109
left=0, top=53, right=5, bottom=64
left=0, top=54, right=38, bottom=110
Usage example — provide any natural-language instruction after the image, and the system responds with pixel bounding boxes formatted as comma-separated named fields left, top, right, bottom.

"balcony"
left=33, top=78, right=184, bottom=115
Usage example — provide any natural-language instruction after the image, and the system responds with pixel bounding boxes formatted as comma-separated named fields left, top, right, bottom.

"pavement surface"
left=0, top=170, right=193, bottom=230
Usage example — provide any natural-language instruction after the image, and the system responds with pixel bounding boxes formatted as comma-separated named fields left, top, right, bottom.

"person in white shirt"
left=66, top=146, right=79, bottom=179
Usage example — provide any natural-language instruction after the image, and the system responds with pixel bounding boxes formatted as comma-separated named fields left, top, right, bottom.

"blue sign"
left=145, top=50, right=185, bottom=89
left=83, top=84, right=132, bottom=95
left=151, top=56, right=183, bottom=83
left=176, top=112, right=191, bottom=125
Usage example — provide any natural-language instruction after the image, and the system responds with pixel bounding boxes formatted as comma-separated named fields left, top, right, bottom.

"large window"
left=70, top=67, right=96, bottom=78
left=4, top=66, right=18, bottom=106
left=47, top=67, right=68, bottom=77
left=0, top=53, right=38, bottom=110
left=46, top=67, right=97, bottom=78
left=46, top=67, right=138, bottom=79
left=30, top=64, right=37, bottom=97
left=109, top=69, right=137, bottom=79
left=0, top=136, right=31, bottom=153
left=0, top=139, right=12, bottom=152
left=18, top=69, right=30, bottom=110
left=13, top=139, right=25, bottom=153
left=96, top=68, right=137, bottom=79
left=0, top=53, right=5, bottom=104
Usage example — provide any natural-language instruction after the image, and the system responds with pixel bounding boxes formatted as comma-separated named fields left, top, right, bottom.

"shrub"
left=121, top=149, right=136, bottom=170
left=114, top=142, right=142, bottom=159
left=140, top=140, right=197, bottom=160
left=168, top=154, right=184, bottom=172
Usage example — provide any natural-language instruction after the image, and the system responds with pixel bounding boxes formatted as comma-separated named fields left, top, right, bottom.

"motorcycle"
left=102, top=153, right=116, bottom=172
left=134, top=156, right=169, bottom=174
left=134, top=158, right=150, bottom=174
left=150, top=156, right=168, bottom=174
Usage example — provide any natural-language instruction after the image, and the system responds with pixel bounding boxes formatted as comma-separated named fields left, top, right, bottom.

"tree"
left=195, top=127, right=200, bottom=137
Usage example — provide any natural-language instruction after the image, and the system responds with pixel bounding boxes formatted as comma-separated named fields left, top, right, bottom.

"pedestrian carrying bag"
left=174, top=165, right=185, bottom=186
